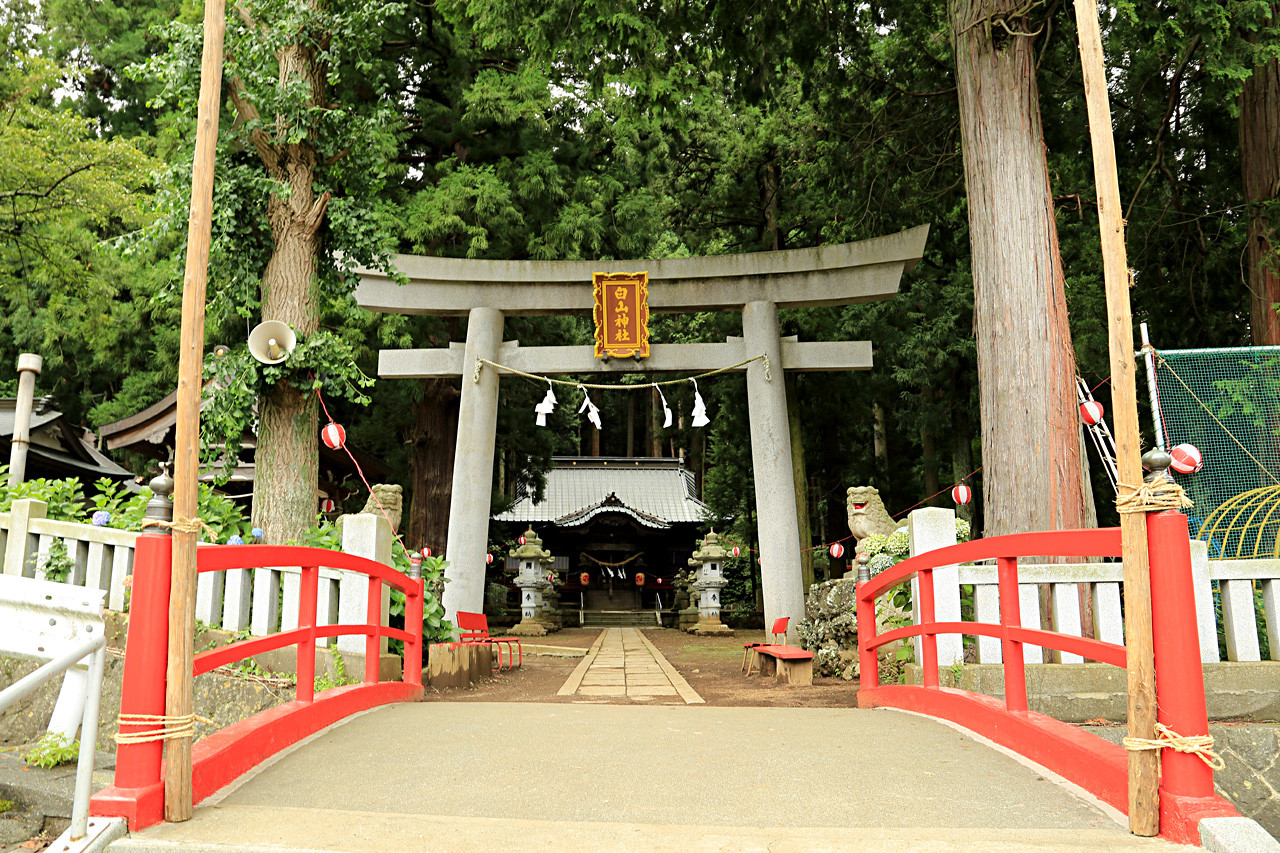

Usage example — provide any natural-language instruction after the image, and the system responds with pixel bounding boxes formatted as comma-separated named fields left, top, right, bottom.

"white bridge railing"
left=903, top=507, right=1280, bottom=665
left=1, top=499, right=390, bottom=652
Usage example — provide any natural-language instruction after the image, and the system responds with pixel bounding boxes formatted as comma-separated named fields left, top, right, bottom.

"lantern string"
left=475, top=355, right=766, bottom=389
left=313, top=383, right=440, bottom=559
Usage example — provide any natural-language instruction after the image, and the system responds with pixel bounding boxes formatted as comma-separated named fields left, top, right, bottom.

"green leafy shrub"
left=0, top=467, right=86, bottom=521
left=22, top=732, right=79, bottom=768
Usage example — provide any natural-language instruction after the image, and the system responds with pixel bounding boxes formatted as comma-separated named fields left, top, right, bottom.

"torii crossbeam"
left=355, top=225, right=929, bottom=639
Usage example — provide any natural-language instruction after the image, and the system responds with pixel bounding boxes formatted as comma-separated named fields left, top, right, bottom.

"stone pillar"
left=688, top=531, right=732, bottom=636
left=742, top=300, right=805, bottom=642
left=907, top=507, right=962, bottom=667
left=8, top=353, right=42, bottom=486
left=441, top=306, right=504, bottom=626
left=338, top=513, right=393, bottom=653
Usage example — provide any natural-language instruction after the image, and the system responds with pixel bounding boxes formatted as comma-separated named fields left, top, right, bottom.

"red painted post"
left=404, top=578, right=424, bottom=687
left=111, top=529, right=172, bottom=790
left=857, top=583, right=878, bottom=690
left=918, top=568, right=939, bottom=687
left=296, top=565, right=317, bottom=702
left=997, top=556, right=1028, bottom=712
left=364, top=577, right=381, bottom=684
left=1146, top=510, right=1213, bottom=800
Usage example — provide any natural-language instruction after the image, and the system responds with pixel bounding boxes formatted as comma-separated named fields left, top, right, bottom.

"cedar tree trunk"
left=1243, top=8, right=1280, bottom=345
left=950, top=0, right=1089, bottom=536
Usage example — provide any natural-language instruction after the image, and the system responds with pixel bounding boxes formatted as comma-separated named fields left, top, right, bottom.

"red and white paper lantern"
left=829, top=542, right=845, bottom=559
left=952, top=483, right=973, bottom=505
left=421, top=547, right=432, bottom=559
left=319, top=497, right=336, bottom=513
left=580, top=572, right=590, bottom=586
left=518, top=534, right=527, bottom=545
left=486, top=553, right=494, bottom=565
left=321, top=422, right=346, bottom=450
left=1080, top=400, right=1105, bottom=426
left=731, top=545, right=741, bottom=558
left=1170, top=443, right=1204, bottom=474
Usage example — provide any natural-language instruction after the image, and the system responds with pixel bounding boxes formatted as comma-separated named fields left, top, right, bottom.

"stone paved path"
left=556, top=627, right=703, bottom=704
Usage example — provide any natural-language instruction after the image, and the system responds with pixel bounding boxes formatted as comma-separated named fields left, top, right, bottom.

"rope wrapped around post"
left=1122, top=722, right=1225, bottom=771
left=114, top=713, right=214, bottom=745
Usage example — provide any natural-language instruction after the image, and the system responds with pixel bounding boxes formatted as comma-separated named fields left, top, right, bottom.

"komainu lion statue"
left=338, top=483, right=403, bottom=533
left=846, top=486, right=902, bottom=553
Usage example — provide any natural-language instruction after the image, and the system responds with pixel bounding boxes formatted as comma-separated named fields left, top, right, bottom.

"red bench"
left=742, top=616, right=790, bottom=675
left=456, top=611, right=522, bottom=671
left=751, top=644, right=815, bottom=686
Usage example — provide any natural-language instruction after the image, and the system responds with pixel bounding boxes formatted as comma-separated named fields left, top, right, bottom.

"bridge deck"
left=110, top=702, right=1182, bottom=852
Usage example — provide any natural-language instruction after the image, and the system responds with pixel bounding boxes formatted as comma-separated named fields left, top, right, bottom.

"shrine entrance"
left=354, top=226, right=928, bottom=641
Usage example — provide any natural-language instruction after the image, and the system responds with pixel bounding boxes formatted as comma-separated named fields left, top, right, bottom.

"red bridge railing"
left=92, top=530, right=424, bottom=830
left=856, top=510, right=1236, bottom=844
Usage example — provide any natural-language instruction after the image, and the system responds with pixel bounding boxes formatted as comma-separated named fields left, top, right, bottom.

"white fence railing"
left=907, top=507, right=1280, bottom=666
left=1, top=500, right=391, bottom=652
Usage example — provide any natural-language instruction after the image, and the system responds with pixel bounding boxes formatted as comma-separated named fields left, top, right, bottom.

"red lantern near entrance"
left=952, top=483, right=973, bottom=505
left=635, top=572, right=645, bottom=586
left=580, top=572, right=590, bottom=586
left=321, top=422, right=346, bottom=450
left=829, top=542, right=845, bottom=559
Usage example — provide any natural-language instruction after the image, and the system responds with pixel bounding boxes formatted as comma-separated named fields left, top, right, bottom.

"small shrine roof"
left=493, top=456, right=712, bottom=529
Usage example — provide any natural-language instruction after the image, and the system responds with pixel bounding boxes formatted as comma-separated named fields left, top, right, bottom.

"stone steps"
left=581, top=609, right=660, bottom=627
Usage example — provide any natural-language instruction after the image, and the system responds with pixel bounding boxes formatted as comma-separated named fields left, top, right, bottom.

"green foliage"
left=314, top=646, right=356, bottom=693
left=0, top=467, right=86, bottom=521
left=89, top=477, right=250, bottom=543
left=22, top=732, right=79, bottom=768
left=200, top=332, right=374, bottom=484
left=38, top=539, right=73, bottom=583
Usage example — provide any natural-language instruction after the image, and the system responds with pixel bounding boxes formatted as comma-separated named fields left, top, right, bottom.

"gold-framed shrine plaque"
left=593, top=271, right=650, bottom=358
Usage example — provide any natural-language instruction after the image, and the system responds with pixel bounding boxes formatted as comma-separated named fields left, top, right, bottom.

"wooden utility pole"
left=165, top=0, right=226, bottom=822
left=1073, top=0, right=1160, bottom=835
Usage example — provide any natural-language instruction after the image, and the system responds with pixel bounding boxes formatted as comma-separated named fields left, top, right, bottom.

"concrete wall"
left=906, top=661, right=1280, bottom=723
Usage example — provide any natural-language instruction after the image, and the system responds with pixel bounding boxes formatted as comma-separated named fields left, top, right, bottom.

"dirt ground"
left=419, top=627, right=863, bottom=707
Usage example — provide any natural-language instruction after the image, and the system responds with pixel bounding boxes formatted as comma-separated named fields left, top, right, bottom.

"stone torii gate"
left=355, top=225, right=928, bottom=639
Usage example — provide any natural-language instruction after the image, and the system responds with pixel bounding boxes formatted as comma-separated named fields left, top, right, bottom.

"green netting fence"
left=1151, top=344, right=1280, bottom=557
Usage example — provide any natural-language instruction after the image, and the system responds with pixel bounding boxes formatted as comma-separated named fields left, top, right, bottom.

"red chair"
left=456, top=611, right=522, bottom=671
left=742, top=616, right=789, bottom=675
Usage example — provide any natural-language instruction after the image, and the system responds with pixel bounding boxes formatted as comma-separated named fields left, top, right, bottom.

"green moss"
left=0, top=798, right=14, bottom=813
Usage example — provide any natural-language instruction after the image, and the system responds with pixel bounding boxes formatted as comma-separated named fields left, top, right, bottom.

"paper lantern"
left=518, top=535, right=527, bottom=545
left=321, top=422, right=346, bottom=450
left=829, top=542, right=845, bottom=559
left=486, top=553, right=494, bottom=565
left=1080, top=400, right=1105, bottom=426
left=635, top=572, right=645, bottom=586
left=319, top=497, right=336, bottom=513
left=1170, top=443, right=1203, bottom=474
left=731, top=545, right=741, bottom=558
left=580, top=572, right=590, bottom=586
left=421, top=546, right=432, bottom=558
left=952, top=483, right=973, bottom=505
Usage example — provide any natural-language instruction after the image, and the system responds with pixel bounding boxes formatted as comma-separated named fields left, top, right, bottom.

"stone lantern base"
left=678, top=607, right=699, bottom=632
left=690, top=617, right=733, bottom=636
left=508, top=618, right=549, bottom=637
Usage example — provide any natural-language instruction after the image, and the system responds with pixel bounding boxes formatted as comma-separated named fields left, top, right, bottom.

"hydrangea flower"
left=91, top=510, right=111, bottom=527
left=227, top=534, right=244, bottom=546
left=251, top=528, right=264, bottom=539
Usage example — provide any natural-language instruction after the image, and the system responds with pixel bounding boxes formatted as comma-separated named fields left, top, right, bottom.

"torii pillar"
left=355, top=226, right=928, bottom=641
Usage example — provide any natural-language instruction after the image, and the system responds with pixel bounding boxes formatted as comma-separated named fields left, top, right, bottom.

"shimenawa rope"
left=1122, top=722, right=1225, bottom=771
left=1115, top=478, right=1194, bottom=514
left=114, top=712, right=214, bottom=745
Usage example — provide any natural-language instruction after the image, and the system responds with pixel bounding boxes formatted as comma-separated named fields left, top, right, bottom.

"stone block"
left=426, top=643, right=471, bottom=690
left=1200, top=817, right=1280, bottom=852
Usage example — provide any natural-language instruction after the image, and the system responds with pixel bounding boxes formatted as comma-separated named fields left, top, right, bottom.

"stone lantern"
left=508, top=527, right=555, bottom=636
left=686, top=530, right=733, bottom=636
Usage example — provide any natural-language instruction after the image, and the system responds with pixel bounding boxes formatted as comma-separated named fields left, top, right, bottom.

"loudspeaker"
left=247, top=321, right=296, bottom=365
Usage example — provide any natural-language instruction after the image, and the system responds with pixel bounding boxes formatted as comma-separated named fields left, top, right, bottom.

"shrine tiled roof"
left=493, top=456, right=712, bottom=529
